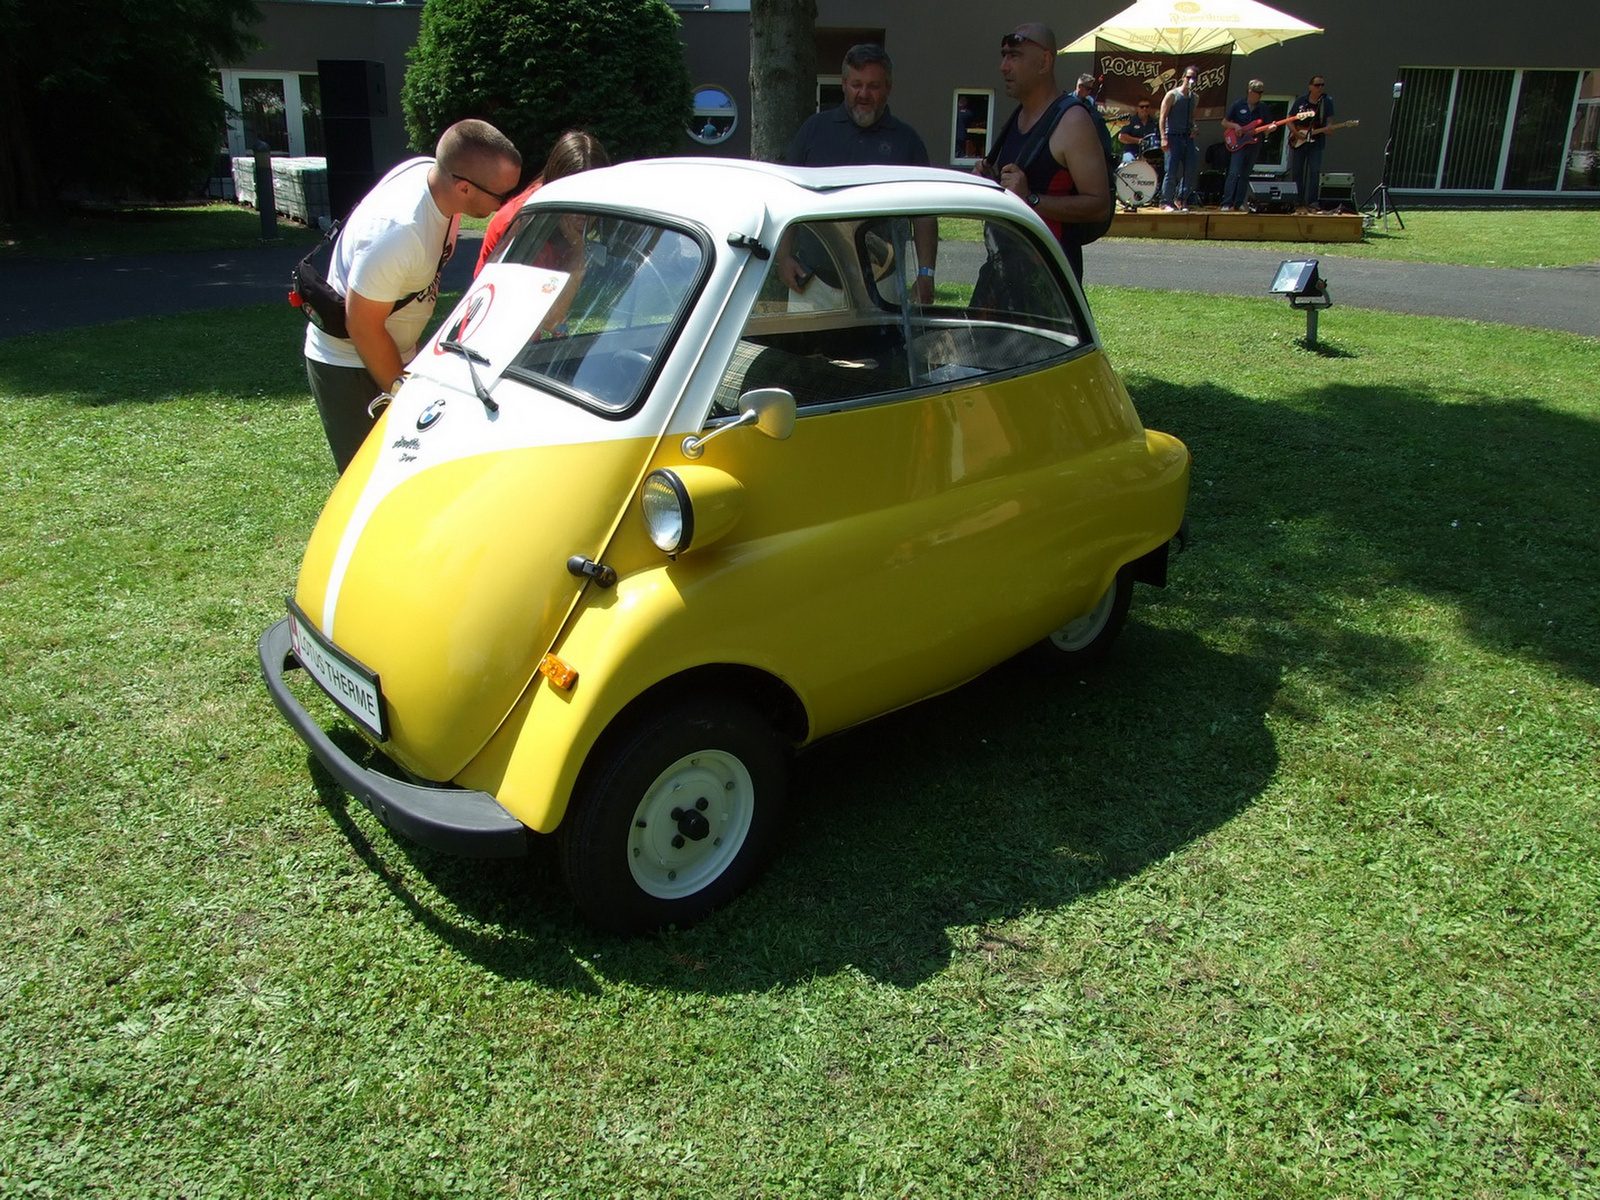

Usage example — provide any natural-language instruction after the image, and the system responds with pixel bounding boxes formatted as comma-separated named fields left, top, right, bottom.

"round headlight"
left=641, top=470, right=692, bottom=554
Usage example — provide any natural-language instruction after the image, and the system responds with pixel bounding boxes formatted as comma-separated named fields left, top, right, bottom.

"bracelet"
left=917, top=267, right=935, bottom=278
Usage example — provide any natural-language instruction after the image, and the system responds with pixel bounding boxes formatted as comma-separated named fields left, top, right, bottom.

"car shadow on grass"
left=304, top=619, right=1301, bottom=991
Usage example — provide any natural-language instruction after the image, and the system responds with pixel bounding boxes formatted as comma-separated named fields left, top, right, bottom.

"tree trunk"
left=0, top=38, right=44, bottom=220
left=748, top=0, right=817, bottom=162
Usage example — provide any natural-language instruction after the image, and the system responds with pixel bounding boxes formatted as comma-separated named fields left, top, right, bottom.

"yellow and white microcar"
left=259, top=159, right=1189, bottom=933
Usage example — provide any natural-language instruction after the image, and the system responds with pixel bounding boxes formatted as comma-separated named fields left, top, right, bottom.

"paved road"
left=1, top=228, right=1595, bottom=340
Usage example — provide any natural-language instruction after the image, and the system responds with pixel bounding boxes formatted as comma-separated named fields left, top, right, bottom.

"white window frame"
left=950, top=88, right=995, bottom=168
left=220, top=69, right=315, bottom=158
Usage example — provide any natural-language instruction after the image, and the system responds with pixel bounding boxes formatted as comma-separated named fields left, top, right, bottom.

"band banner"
left=1093, top=40, right=1231, bottom=128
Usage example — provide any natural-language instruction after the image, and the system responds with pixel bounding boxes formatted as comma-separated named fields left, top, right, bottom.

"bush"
left=402, top=0, right=693, bottom=172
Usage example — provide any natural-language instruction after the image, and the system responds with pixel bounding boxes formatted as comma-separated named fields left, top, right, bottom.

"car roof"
left=532, top=157, right=1010, bottom=229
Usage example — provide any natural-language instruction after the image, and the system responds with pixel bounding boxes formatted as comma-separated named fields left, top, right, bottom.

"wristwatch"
left=1026, top=192, right=1040, bottom=208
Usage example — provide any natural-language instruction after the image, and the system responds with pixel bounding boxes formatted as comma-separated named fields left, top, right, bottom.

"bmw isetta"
left=259, top=159, right=1190, bottom=933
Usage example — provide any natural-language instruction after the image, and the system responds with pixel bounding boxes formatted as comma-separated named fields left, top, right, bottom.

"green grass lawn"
left=947, top=208, right=1599, bottom=268
left=0, top=203, right=322, bottom=259
left=0, top=296, right=1596, bottom=1197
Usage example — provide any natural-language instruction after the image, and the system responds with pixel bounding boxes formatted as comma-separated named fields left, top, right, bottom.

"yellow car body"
left=260, top=160, right=1189, bottom=932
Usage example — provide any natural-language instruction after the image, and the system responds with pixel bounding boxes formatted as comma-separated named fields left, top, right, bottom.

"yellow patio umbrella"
left=1062, top=0, right=1322, bottom=55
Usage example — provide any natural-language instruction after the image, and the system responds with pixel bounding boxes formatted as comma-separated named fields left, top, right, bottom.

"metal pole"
left=253, top=140, right=278, bottom=241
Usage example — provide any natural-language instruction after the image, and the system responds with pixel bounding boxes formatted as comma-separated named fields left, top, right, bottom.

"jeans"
left=1290, top=139, right=1325, bottom=206
left=1223, top=143, right=1259, bottom=208
left=1162, top=134, right=1198, bottom=206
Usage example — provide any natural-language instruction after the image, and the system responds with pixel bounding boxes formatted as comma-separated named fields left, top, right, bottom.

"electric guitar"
left=1224, top=112, right=1313, bottom=152
left=1290, top=119, right=1360, bottom=148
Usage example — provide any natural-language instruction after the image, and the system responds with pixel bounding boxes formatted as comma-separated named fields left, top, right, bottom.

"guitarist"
left=1220, top=79, right=1270, bottom=211
left=1289, top=74, right=1337, bottom=209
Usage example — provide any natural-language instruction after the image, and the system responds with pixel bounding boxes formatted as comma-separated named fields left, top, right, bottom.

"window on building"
left=1393, top=66, right=1597, bottom=193
left=300, top=74, right=324, bottom=158
left=239, top=78, right=289, bottom=154
left=688, top=85, right=738, bottom=146
left=220, top=70, right=321, bottom=158
left=952, top=90, right=993, bottom=166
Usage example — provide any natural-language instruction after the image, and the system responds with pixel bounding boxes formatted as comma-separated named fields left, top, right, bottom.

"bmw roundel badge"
left=417, top=399, right=447, bottom=431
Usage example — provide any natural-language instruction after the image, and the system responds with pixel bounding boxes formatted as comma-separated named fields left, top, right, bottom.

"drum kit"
left=1114, top=132, right=1164, bottom=211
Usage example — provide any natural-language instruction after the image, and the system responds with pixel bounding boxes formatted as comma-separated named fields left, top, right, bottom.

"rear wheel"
left=558, top=696, right=787, bottom=934
left=1031, top=568, right=1134, bottom=670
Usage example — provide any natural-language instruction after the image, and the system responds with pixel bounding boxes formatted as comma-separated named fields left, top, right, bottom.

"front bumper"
left=258, top=619, right=529, bottom=859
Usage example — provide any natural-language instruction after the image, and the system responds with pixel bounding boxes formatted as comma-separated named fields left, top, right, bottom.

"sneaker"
left=1220, top=205, right=1235, bottom=212
left=1160, top=204, right=1176, bottom=212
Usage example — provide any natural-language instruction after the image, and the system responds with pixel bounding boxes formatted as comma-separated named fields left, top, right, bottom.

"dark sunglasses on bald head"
left=1000, top=32, right=1047, bottom=51
left=452, top=172, right=516, bottom=206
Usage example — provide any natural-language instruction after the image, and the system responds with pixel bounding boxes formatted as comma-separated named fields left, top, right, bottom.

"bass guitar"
left=1290, top=118, right=1360, bottom=148
left=1224, top=112, right=1312, bottom=152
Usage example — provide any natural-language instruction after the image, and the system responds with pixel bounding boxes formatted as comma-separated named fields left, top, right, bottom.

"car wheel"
left=1032, top=568, right=1134, bottom=669
left=558, top=696, right=787, bottom=934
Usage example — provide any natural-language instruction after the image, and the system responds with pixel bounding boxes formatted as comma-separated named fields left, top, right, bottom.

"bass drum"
left=1115, top=160, right=1159, bottom=210
left=1140, top=131, right=1166, bottom=171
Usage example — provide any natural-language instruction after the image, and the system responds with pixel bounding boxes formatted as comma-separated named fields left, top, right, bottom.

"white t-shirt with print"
left=303, top=157, right=459, bottom=371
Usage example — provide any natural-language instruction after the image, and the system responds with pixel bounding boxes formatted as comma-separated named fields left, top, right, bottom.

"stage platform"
left=1109, top=209, right=1364, bottom=242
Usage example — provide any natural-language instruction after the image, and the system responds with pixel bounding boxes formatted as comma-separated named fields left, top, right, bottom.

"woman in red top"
left=474, top=130, right=610, bottom=276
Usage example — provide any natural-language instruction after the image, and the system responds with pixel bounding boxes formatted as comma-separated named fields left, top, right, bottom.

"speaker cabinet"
left=1319, top=171, right=1355, bottom=206
left=1248, top=179, right=1299, bottom=214
left=317, top=61, right=387, bottom=220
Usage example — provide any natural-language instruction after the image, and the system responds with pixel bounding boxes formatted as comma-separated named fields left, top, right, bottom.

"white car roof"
left=531, top=157, right=1011, bottom=230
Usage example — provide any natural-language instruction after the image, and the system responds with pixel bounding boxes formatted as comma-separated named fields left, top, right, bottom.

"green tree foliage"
left=0, top=0, right=260, bottom=219
left=402, top=0, right=691, bottom=172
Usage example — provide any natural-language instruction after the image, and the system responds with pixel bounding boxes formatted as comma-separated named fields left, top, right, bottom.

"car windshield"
left=470, top=211, right=705, bottom=415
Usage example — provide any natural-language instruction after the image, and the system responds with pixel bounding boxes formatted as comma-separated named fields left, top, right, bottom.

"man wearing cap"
left=1220, top=79, right=1270, bottom=211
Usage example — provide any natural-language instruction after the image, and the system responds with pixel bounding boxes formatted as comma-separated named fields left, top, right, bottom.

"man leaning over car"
left=302, top=119, right=521, bottom=473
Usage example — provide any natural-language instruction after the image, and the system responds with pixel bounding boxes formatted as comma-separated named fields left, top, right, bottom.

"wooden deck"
left=1109, top=209, right=1364, bottom=242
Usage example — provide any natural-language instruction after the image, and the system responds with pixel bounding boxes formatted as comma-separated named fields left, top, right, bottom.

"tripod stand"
left=1366, top=80, right=1406, bottom=231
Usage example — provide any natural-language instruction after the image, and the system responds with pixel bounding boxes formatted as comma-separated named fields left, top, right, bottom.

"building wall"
left=805, top=0, right=1600, bottom=203
left=237, top=0, right=423, bottom=169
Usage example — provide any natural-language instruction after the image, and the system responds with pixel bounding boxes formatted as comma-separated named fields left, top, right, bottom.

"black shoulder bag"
left=985, top=94, right=1117, bottom=247
left=289, top=222, right=448, bottom=340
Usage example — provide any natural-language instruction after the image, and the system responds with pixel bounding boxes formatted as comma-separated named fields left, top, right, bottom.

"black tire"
left=557, top=696, right=787, bottom=934
left=1030, top=567, right=1134, bottom=670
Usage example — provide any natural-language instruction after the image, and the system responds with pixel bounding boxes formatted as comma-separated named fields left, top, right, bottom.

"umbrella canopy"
left=1062, top=0, right=1322, bottom=55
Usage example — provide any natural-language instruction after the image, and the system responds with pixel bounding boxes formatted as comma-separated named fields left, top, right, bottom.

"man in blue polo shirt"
left=779, top=44, right=935, bottom=302
left=782, top=43, right=931, bottom=171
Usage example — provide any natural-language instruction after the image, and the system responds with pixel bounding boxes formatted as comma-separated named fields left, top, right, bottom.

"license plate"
left=286, top=600, right=388, bottom=740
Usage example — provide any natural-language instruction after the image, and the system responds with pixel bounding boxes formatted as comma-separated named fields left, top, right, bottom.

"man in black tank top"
left=975, top=22, right=1113, bottom=282
left=1159, top=66, right=1201, bottom=211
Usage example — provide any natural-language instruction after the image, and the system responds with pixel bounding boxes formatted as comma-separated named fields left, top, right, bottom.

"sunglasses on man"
left=1000, top=32, right=1047, bottom=51
left=453, top=172, right=516, bottom=206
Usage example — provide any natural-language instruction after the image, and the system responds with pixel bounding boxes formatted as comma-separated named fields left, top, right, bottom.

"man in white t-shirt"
left=303, top=119, right=521, bottom=472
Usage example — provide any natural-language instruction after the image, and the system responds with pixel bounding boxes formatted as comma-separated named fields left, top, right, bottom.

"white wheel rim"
left=1049, top=582, right=1116, bottom=652
left=626, top=749, right=755, bottom=899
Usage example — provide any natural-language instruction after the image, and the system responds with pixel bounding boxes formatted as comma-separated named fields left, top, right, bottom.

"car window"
left=713, top=213, right=1085, bottom=419
left=497, top=212, right=705, bottom=415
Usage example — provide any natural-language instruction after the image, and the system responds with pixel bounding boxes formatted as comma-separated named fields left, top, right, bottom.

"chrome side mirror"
left=682, top=388, right=796, bottom=459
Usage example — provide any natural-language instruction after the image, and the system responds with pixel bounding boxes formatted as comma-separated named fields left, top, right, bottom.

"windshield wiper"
left=439, top=338, right=499, bottom=414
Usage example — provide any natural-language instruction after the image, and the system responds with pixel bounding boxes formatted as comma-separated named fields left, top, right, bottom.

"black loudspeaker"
left=317, top=61, right=387, bottom=220
left=1248, top=179, right=1299, bottom=214
left=319, top=59, right=387, bottom=119
left=1319, top=171, right=1355, bottom=206
left=1196, top=169, right=1225, bottom=206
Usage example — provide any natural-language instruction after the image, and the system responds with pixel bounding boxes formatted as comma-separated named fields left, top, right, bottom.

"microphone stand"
left=1366, top=80, right=1406, bottom=232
